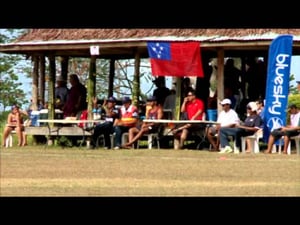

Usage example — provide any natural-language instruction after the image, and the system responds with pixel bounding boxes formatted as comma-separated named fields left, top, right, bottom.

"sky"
left=290, top=56, right=300, bottom=85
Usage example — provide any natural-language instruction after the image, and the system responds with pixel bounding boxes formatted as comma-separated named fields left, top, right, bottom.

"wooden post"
left=216, top=48, right=224, bottom=113
left=60, top=56, right=69, bottom=82
left=108, top=59, right=115, bottom=98
left=48, top=55, right=56, bottom=120
left=39, top=55, right=45, bottom=104
left=174, top=77, right=182, bottom=120
left=133, top=50, right=141, bottom=107
left=88, top=56, right=96, bottom=120
left=32, top=55, right=39, bottom=111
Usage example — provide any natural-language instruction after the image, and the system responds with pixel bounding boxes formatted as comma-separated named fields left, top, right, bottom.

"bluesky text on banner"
left=263, top=35, right=293, bottom=142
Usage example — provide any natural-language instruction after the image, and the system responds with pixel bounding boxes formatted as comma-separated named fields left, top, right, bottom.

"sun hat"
left=122, top=96, right=131, bottom=103
left=220, top=98, right=232, bottom=105
left=152, top=76, right=165, bottom=84
left=247, top=101, right=258, bottom=112
left=107, top=96, right=117, bottom=102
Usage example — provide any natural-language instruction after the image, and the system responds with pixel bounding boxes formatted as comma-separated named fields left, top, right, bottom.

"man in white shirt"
left=207, top=98, right=240, bottom=151
left=265, top=104, right=300, bottom=154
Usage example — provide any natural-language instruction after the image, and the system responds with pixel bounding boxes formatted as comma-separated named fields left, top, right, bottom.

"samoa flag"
left=263, top=35, right=293, bottom=143
left=147, top=41, right=204, bottom=77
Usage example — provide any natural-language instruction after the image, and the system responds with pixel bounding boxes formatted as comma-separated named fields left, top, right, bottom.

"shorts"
left=271, top=128, right=299, bottom=140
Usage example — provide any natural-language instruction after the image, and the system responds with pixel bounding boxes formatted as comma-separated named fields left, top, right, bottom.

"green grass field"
left=1, top=146, right=299, bottom=196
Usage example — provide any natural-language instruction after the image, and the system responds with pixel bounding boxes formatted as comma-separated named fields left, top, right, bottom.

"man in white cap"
left=207, top=98, right=240, bottom=151
left=219, top=101, right=263, bottom=154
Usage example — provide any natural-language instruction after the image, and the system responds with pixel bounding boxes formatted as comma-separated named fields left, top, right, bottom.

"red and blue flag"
left=147, top=41, right=204, bottom=77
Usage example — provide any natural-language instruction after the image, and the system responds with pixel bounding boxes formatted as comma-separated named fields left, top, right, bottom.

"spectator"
left=89, top=96, right=119, bottom=149
left=207, top=98, right=240, bottom=152
left=264, top=104, right=300, bottom=154
left=206, top=90, right=218, bottom=121
left=256, top=99, right=265, bottom=120
left=113, top=96, right=139, bottom=149
left=2, top=104, right=28, bottom=147
left=172, top=89, right=205, bottom=149
left=181, top=77, right=194, bottom=104
left=55, top=76, right=69, bottom=110
left=224, top=58, right=242, bottom=110
left=219, top=101, right=263, bottom=154
left=63, top=74, right=87, bottom=118
left=152, top=76, right=170, bottom=106
left=163, top=88, right=176, bottom=119
left=122, top=96, right=163, bottom=148
left=244, top=99, right=265, bottom=152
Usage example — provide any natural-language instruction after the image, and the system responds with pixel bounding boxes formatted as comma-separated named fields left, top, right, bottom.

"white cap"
left=247, top=101, right=258, bottom=112
left=220, top=98, right=231, bottom=105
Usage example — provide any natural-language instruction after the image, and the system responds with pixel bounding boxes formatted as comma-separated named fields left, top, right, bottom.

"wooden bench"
left=25, top=126, right=92, bottom=136
left=25, top=126, right=92, bottom=147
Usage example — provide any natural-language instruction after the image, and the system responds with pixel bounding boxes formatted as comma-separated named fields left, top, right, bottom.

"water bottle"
left=96, top=108, right=102, bottom=120
left=93, top=108, right=97, bottom=120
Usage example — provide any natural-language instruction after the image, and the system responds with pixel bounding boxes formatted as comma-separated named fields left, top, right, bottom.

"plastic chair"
left=275, top=135, right=300, bottom=155
left=241, top=129, right=263, bottom=153
left=5, top=130, right=16, bottom=148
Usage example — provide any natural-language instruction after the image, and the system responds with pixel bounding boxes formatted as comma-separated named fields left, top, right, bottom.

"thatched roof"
left=2, top=29, right=300, bottom=58
left=15, top=29, right=300, bottom=42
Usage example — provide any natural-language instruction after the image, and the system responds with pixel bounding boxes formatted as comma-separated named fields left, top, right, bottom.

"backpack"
left=78, top=110, right=88, bottom=128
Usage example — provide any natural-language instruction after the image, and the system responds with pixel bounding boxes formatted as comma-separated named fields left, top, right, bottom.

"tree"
left=0, top=29, right=30, bottom=111
left=289, top=74, right=299, bottom=95
left=68, top=57, right=154, bottom=100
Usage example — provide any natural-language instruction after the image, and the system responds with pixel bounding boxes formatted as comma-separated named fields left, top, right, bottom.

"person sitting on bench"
left=122, top=96, right=163, bottom=148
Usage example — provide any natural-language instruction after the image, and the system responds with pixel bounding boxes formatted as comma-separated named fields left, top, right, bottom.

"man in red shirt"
left=172, top=89, right=205, bottom=149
